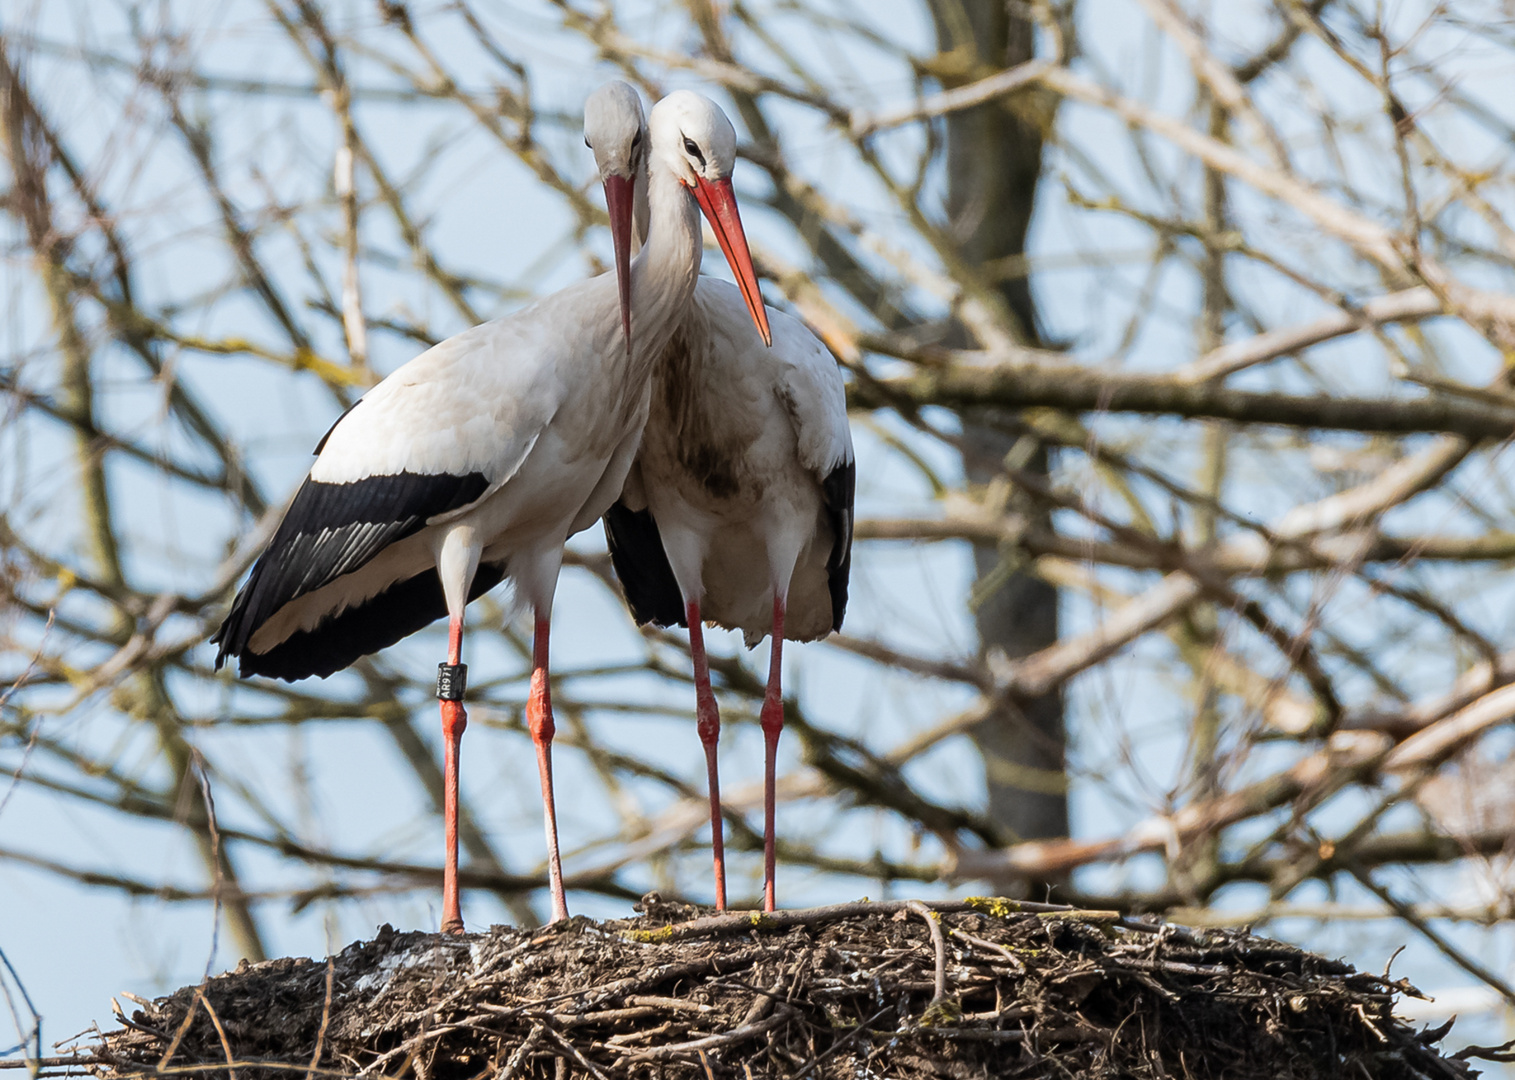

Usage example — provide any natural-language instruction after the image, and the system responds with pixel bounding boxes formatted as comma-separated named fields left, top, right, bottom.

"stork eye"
left=683, top=137, right=706, bottom=166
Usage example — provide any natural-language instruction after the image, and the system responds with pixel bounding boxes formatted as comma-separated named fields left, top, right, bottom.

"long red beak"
left=603, top=173, right=635, bottom=355
left=691, top=176, right=772, bottom=347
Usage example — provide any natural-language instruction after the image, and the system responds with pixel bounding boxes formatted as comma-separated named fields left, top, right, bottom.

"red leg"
left=760, top=595, right=785, bottom=913
left=687, top=601, right=727, bottom=911
left=528, top=613, right=570, bottom=923
left=440, top=617, right=466, bottom=934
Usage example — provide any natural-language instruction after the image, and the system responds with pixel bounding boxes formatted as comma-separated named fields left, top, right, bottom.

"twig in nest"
left=356, top=1016, right=442, bottom=1076
left=948, top=926, right=1026, bottom=973
left=306, top=957, right=334, bottom=1078
left=110, top=998, right=167, bottom=1039
left=195, top=991, right=237, bottom=1080
left=156, top=990, right=202, bottom=1069
left=480, top=986, right=603, bottom=1019
left=626, top=897, right=1135, bottom=944
left=734, top=975, right=785, bottom=1026
left=907, top=900, right=947, bottom=1003
left=927, top=1027, right=1038, bottom=1042
left=1107, top=956, right=1231, bottom=976
left=781, top=1005, right=893, bottom=1080
left=191, top=752, right=225, bottom=984
left=577, top=951, right=767, bottom=1007
left=1454, top=1038, right=1515, bottom=1064
left=497, top=1024, right=546, bottom=1080
left=624, top=995, right=714, bottom=1014
left=617, top=1006, right=794, bottom=1063
left=0, top=1054, right=104, bottom=1072
left=543, top=1026, right=613, bottom=1080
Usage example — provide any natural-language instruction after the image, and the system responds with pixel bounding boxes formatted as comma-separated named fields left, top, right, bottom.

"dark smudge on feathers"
left=658, top=330, right=752, bottom=501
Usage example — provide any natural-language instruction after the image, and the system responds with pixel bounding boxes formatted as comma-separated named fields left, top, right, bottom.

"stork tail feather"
left=233, top=562, right=506, bottom=681
left=604, top=501, right=686, bottom=628
left=821, top=459, right=855, bottom=633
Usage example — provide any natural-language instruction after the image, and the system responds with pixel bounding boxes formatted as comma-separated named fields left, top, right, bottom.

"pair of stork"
left=212, top=85, right=854, bottom=931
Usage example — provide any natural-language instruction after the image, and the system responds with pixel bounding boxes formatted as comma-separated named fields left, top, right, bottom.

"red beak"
left=691, top=175, right=772, bottom=347
left=603, top=173, right=635, bottom=355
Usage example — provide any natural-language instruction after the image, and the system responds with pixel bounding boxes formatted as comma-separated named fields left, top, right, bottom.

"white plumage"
left=587, top=83, right=855, bottom=913
left=617, top=280, right=854, bottom=644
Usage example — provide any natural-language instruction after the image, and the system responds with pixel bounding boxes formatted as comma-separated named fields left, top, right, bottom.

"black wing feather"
left=821, top=459, right=855, bottom=633
left=235, top=562, right=506, bottom=681
left=214, top=470, right=489, bottom=668
left=604, top=500, right=686, bottom=628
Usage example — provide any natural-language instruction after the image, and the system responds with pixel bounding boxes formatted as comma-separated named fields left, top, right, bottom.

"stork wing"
left=211, top=469, right=493, bottom=665
left=310, top=319, right=558, bottom=486
left=770, top=313, right=855, bottom=632
left=214, top=318, right=562, bottom=667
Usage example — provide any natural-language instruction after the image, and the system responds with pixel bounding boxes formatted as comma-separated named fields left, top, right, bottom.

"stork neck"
left=628, top=163, right=702, bottom=372
left=631, top=164, right=649, bottom=253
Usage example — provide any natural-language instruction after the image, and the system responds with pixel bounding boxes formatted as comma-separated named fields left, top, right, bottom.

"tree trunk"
left=927, top=1, right=1068, bottom=870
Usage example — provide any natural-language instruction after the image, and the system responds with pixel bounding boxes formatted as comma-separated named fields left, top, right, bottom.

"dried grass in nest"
left=75, top=896, right=1480, bottom=1079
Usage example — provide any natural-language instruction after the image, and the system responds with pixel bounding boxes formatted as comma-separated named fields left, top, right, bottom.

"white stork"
left=212, top=88, right=769, bottom=930
left=585, top=83, right=855, bottom=913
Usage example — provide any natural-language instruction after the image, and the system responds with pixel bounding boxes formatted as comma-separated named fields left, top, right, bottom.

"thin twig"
left=305, top=958, right=334, bottom=1079
left=1345, top=863, right=1515, bottom=1008
left=542, top=1027, right=612, bottom=1080
left=948, top=927, right=1026, bottom=973
left=617, top=1008, right=793, bottom=1063
left=623, top=898, right=1132, bottom=944
left=194, top=991, right=237, bottom=1080
left=496, top=1024, right=545, bottom=1080
left=193, top=753, right=224, bottom=983
left=155, top=992, right=202, bottom=1070
left=907, top=900, right=947, bottom=1003
left=0, top=610, right=54, bottom=826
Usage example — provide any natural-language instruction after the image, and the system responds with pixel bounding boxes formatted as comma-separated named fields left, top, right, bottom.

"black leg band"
left=437, top=662, right=468, bottom=702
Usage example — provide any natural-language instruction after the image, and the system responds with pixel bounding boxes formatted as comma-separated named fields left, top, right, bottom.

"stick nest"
left=89, top=896, right=1476, bottom=1079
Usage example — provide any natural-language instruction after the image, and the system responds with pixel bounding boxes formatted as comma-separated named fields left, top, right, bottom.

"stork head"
left=584, top=81, right=646, bottom=354
left=649, top=90, right=772, bottom=347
